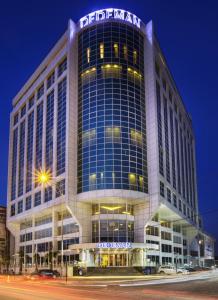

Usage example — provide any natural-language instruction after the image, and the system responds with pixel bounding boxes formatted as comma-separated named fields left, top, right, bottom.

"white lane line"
left=119, top=275, right=215, bottom=287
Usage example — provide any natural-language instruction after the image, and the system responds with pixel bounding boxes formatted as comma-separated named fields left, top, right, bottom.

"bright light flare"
left=34, top=169, right=52, bottom=186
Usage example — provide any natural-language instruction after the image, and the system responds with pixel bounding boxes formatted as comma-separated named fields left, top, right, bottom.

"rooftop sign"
left=79, top=8, right=141, bottom=29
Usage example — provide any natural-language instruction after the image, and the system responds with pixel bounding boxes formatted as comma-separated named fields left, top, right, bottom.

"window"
left=167, top=188, right=171, bottom=203
left=35, top=228, right=52, bottom=239
left=11, top=204, right=15, bottom=216
left=58, top=57, right=67, bottom=77
left=81, top=67, right=96, bottom=84
left=173, top=194, right=177, bottom=208
left=105, top=126, right=120, bottom=143
left=162, top=244, right=172, bottom=253
left=28, top=96, right=34, bottom=110
left=101, top=64, right=121, bottom=78
left=89, top=174, right=96, bottom=190
left=146, top=226, right=159, bottom=236
left=123, top=45, right=127, bottom=60
left=37, top=84, right=44, bottom=100
left=173, top=235, right=182, bottom=244
left=162, top=78, right=166, bottom=91
left=58, top=223, right=79, bottom=235
left=130, top=129, right=142, bottom=147
left=25, top=196, right=32, bottom=210
left=47, top=71, right=55, bottom=89
left=173, top=225, right=181, bottom=233
left=183, top=204, right=186, bottom=215
left=87, top=47, right=91, bottom=63
left=128, top=173, right=137, bottom=189
left=155, top=61, right=160, bottom=77
left=133, top=50, right=137, bottom=64
left=56, top=179, right=65, bottom=198
left=160, top=181, right=165, bottom=197
left=174, top=247, right=182, bottom=254
left=161, top=231, right=171, bottom=240
left=13, top=113, right=18, bottom=125
left=17, top=200, right=23, bottom=214
left=45, top=186, right=52, bottom=202
left=35, top=215, right=52, bottom=226
left=179, top=199, right=182, bottom=211
left=21, top=105, right=26, bottom=117
left=100, top=43, right=104, bottom=59
left=34, top=191, right=41, bottom=207
left=114, top=43, right=118, bottom=58
left=82, top=129, right=96, bottom=147
left=160, top=221, right=171, bottom=228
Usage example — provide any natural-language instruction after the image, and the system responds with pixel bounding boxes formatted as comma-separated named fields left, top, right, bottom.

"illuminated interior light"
left=81, top=67, right=96, bottom=77
left=122, top=211, right=131, bottom=215
left=87, top=47, right=91, bottom=63
left=100, top=43, right=104, bottom=59
left=101, top=206, right=121, bottom=211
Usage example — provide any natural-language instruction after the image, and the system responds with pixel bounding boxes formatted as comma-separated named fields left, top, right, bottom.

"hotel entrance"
left=101, top=253, right=127, bottom=267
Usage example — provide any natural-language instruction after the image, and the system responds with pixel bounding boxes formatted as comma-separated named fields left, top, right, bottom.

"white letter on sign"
left=114, top=9, right=125, bottom=20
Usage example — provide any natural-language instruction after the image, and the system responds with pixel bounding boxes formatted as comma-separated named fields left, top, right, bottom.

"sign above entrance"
left=79, top=8, right=141, bottom=29
left=97, top=242, right=132, bottom=249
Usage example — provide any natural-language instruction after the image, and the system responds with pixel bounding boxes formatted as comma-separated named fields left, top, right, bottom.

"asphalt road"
left=0, top=271, right=218, bottom=300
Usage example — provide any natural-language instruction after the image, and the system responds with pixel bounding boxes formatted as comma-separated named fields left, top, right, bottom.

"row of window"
left=11, top=180, right=65, bottom=216
left=13, top=57, right=67, bottom=126
left=85, top=43, right=138, bottom=63
left=160, top=181, right=196, bottom=222
left=11, top=78, right=67, bottom=201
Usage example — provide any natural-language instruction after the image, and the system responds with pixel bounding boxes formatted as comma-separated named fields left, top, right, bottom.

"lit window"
left=133, top=50, right=137, bottom=64
left=100, top=43, right=104, bottom=59
left=129, top=173, right=136, bottom=188
left=82, top=129, right=96, bottom=146
left=130, top=129, right=142, bottom=146
left=123, top=45, right=128, bottom=60
left=101, top=64, right=122, bottom=79
left=105, top=126, right=120, bottom=142
left=81, top=67, right=96, bottom=84
left=139, top=176, right=144, bottom=190
left=87, top=47, right=91, bottom=63
left=114, top=43, right=119, bottom=58
left=89, top=174, right=96, bottom=190
left=127, top=67, right=142, bottom=83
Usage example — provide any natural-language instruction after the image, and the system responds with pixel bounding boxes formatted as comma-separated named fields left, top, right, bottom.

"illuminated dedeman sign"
left=79, top=8, right=141, bottom=29
left=97, top=242, right=132, bottom=249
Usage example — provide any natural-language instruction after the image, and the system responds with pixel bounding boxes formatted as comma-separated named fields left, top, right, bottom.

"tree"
left=33, top=253, right=40, bottom=271
left=45, top=250, right=59, bottom=270
left=18, top=249, right=24, bottom=274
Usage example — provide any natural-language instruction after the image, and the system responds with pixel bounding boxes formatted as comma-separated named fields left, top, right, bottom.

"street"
left=0, top=271, right=218, bottom=300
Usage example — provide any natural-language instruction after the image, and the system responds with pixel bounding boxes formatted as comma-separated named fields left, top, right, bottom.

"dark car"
left=29, top=269, right=60, bottom=279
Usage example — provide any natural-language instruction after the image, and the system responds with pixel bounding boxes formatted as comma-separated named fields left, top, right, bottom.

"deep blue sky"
left=0, top=0, right=217, bottom=253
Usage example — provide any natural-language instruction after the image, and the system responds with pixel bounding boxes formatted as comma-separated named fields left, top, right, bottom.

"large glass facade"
left=78, top=22, right=147, bottom=193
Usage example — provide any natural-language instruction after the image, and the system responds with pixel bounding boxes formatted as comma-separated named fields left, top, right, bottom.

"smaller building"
left=0, top=206, right=10, bottom=273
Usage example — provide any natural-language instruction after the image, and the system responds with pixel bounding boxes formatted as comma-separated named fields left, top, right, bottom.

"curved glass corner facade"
left=77, top=22, right=148, bottom=194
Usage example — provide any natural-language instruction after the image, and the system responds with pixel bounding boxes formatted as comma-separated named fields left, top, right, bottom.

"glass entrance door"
left=101, top=253, right=127, bottom=267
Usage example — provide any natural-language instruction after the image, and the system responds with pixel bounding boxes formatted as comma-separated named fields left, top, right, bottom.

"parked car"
left=158, top=265, right=189, bottom=275
left=28, top=269, right=60, bottom=279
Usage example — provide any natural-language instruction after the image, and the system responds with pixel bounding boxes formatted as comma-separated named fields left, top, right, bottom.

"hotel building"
left=7, top=8, right=214, bottom=272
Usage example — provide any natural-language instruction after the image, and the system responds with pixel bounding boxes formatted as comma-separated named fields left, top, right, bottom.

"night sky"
left=0, top=0, right=217, bottom=254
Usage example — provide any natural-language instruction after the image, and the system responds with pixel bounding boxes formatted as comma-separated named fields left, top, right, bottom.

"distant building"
left=7, top=8, right=214, bottom=273
left=0, top=206, right=10, bottom=272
